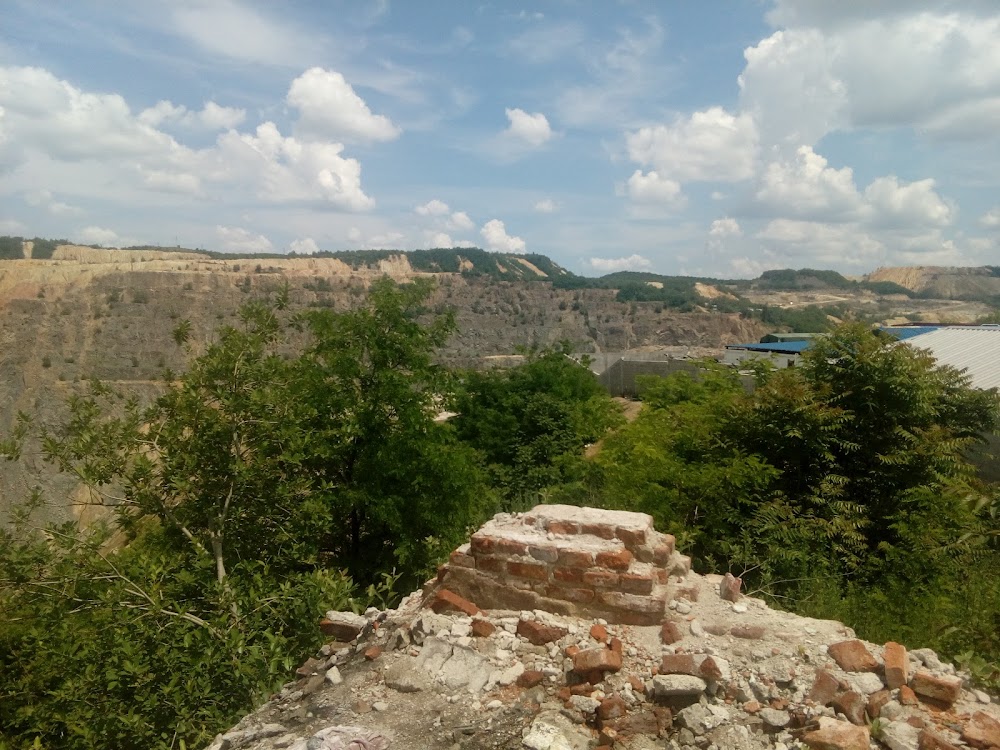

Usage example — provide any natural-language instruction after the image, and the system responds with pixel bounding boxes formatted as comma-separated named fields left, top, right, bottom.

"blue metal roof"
left=880, top=326, right=942, bottom=340
left=725, top=340, right=812, bottom=355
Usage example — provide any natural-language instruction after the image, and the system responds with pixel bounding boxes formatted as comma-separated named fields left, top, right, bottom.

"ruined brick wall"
left=430, top=505, right=691, bottom=625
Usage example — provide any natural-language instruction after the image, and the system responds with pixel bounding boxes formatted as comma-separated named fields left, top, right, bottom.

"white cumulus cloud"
left=709, top=218, right=742, bottom=238
left=446, top=211, right=474, bottom=231
left=287, top=67, right=401, bottom=143
left=862, top=176, right=953, bottom=228
left=626, top=107, right=758, bottom=182
left=480, top=219, right=526, bottom=253
left=741, top=8, right=1000, bottom=148
left=588, top=254, right=652, bottom=272
left=415, top=199, right=450, bottom=216
left=980, top=207, right=1000, bottom=228
left=289, top=237, right=320, bottom=254
left=77, top=225, right=126, bottom=246
left=756, top=146, right=862, bottom=221
left=139, top=100, right=246, bottom=130
left=24, top=189, right=83, bottom=216
left=215, top=122, right=374, bottom=210
left=626, top=170, right=683, bottom=206
left=216, top=225, right=274, bottom=253
left=428, top=232, right=454, bottom=248
left=504, top=107, right=553, bottom=147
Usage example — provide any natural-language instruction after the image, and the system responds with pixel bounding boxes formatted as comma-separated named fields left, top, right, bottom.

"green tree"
left=0, top=277, right=491, bottom=749
left=451, top=347, right=622, bottom=510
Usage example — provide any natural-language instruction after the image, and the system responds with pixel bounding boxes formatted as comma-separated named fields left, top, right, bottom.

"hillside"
left=2, top=239, right=1000, bottom=526
left=866, top=265, right=1000, bottom=301
left=0, top=242, right=767, bottom=527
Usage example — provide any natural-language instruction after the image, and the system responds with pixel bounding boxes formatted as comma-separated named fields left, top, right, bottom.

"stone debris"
left=208, top=505, right=998, bottom=750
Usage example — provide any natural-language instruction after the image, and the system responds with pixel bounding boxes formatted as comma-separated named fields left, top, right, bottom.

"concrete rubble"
left=205, top=505, right=999, bottom=750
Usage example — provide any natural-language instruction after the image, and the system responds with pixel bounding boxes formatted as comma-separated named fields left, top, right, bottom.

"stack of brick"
left=429, top=505, right=690, bottom=625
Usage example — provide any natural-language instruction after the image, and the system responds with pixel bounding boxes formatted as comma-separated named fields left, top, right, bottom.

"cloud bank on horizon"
left=2, top=0, right=1000, bottom=277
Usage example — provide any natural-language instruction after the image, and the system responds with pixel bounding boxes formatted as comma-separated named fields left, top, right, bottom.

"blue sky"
left=2, top=1, right=1000, bottom=277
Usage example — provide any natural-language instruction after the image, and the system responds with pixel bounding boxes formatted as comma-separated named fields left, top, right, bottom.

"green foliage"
left=859, top=279, right=912, bottom=296
left=0, top=517, right=353, bottom=750
left=452, top=346, right=622, bottom=511
left=572, top=324, right=999, bottom=590
left=757, top=268, right=854, bottom=290
left=0, top=278, right=494, bottom=749
left=0, top=236, right=23, bottom=260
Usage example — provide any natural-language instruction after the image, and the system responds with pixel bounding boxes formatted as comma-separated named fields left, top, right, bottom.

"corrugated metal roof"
left=725, top=340, right=812, bottom=355
left=904, top=328, right=1000, bottom=390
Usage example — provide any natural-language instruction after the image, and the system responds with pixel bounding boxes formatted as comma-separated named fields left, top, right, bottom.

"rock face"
left=206, top=506, right=998, bottom=750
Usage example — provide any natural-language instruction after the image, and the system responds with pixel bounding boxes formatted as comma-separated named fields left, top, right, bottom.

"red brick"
left=557, top=549, right=594, bottom=568
left=655, top=568, right=669, bottom=584
left=570, top=682, right=595, bottom=695
left=552, top=566, right=585, bottom=584
left=556, top=686, right=571, bottom=701
left=659, top=653, right=697, bottom=675
left=883, top=641, right=908, bottom=689
left=582, top=523, right=616, bottom=539
left=918, top=729, right=962, bottom=750
left=801, top=718, right=869, bottom=750
left=436, top=563, right=447, bottom=581
left=495, top=537, right=529, bottom=556
left=516, top=618, right=568, bottom=646
left=730, top=625, right=766, bottom=640
left=527, top=544, right=559, bottom=563
left=911, top=671, right=963, bottom=708
left=430, top=589, right=481, bottom=616
left=517, top=670, right=545, bottom=689
left=469, top=534, right=495, bottom=554
left=619, top=573, right=655, bottom=594
left=471, top=619, right=495, bottom=637
left=583, top=570, right=618, bottom=588
left=548, top=521, right=580, bottom=535
left=476, top=556, right=505, bottom=575
left=675, top=584, right=699, bottom=601
left=699, top=657, right=725, bottom=682
left=583, top=570, right=620, bottom=587
left=628, top=675, right=646, bottom=694
left=827, top=640, right=879, bottom=673
left=899, top=685, right=919, bottom=705
left=573, top=647, right=623, bottom=675
left=548, top=585, right=595, bottom=603
left=615, top=526, right=647, bottom=547
left=962, top=711, right=1000, bottom=749
left=590, top=623, right=608, bottom=642
left=319, top=617, right=363, bottom=641
left=596, top=548, right=634, bottom=570
left=597, top=590, right=667, bottom=616
left=866, top=690, right=891, bottom=719
left=610, top=637, right=623, bottom=655
left=598, top=696, right=627, bottom=722
left=449, top=549, right=476, bottom=568
left=808, top=669, right=843, bottom=706
left=603, top=710, right=662, bottom=738
left=364, top=645, right=382, bottom=661
left=831, top=690, right=866, bottom=725
left=652, top=537, right=675, bottom=563
left=660, top=620, right=684, bottom=645
left=719, top=572, right=742, bottom=602
left=507, top=560, right=549, bottom=581
left=565, top=645, right=580, bottom=658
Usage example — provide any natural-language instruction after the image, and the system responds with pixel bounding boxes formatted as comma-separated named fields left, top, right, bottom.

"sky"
left=3, top=1, right=1000, bottom=278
